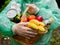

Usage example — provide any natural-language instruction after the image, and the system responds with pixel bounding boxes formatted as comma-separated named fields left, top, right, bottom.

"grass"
left=50, top=27, right=60, bottom=45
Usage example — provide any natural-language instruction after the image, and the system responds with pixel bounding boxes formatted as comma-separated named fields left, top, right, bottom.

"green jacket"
left=0, top=0, right=60, bottom=45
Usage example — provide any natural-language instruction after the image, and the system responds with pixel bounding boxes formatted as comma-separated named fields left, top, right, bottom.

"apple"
left=35, top=16, right=43, bottom=22
left=27, top=15, right=35, bottom=21
left=22, top=18, right=28, bottom=22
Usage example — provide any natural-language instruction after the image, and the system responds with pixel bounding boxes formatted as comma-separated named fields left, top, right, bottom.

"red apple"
left=35, top=16, right=43, bottom=22
left=27, top=15, right=35, bottom=21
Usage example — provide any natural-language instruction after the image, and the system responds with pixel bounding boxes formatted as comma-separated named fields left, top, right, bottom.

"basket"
left=13, top=30, right=48, bottom=45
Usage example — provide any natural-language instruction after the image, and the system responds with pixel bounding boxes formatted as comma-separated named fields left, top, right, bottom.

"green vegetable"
left=14, top=14, right=21, bottom=23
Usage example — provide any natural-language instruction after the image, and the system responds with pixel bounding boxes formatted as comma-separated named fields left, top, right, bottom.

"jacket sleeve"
left=0, top=1, right=14, bottom=37
left=0, top=13, right=14, bottom=37
left=0, top=0, right=22, bottom=37
left=37, top=0, right=58, bottom=10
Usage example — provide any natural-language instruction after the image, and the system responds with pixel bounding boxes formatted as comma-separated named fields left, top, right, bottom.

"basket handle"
left=21, top=7, right=29, bottom=22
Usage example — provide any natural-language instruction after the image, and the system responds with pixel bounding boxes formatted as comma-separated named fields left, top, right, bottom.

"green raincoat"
left=0, top=0, right=60, bottom=45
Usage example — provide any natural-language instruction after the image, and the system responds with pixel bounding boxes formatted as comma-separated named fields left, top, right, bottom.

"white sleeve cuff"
left=12, top=24, right=17, bottom=35
left=32, top=4, right=40, bottom=14
left=35, top=6, right=39, bottom=14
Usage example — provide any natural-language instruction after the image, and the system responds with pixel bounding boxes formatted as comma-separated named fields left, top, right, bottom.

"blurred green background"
left=0, top=0, right=10, bottom=12
left=50, top=27, right=60, bottom=45
left=0, top=0, right=60, bottom=45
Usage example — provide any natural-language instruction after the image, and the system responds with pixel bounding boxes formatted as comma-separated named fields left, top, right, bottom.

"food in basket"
left=27, top=19, right=48, bottom=33
left=27, top=15, right=35, bottom=21
left=29, top=19, right=45, bottom=26
left=35, top=16, right=43, bottom=22
left=27, top=23, right=38, bottom=30
left=14, top=17, right=54, bottom=45
left=13, top=7, right=54, bottom=45
left=22, top=18, right=28, bottom=22
left=14, top=14, right=21, bottom=23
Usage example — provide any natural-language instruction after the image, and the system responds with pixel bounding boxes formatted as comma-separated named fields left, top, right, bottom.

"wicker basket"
left=13, top=30, right=47, bottom=45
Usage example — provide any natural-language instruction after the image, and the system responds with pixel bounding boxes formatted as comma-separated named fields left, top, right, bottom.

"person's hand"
left=26, top=4, right=39, bottom=14
left=12, top=22, right=37, bottom=39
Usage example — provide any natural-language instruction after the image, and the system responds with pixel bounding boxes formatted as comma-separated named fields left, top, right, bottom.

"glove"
left=12, top=22, right=37, bottom=39
left=26, top=4, right=39, bottom=14
left=11, top=1, right=21, bottom=14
